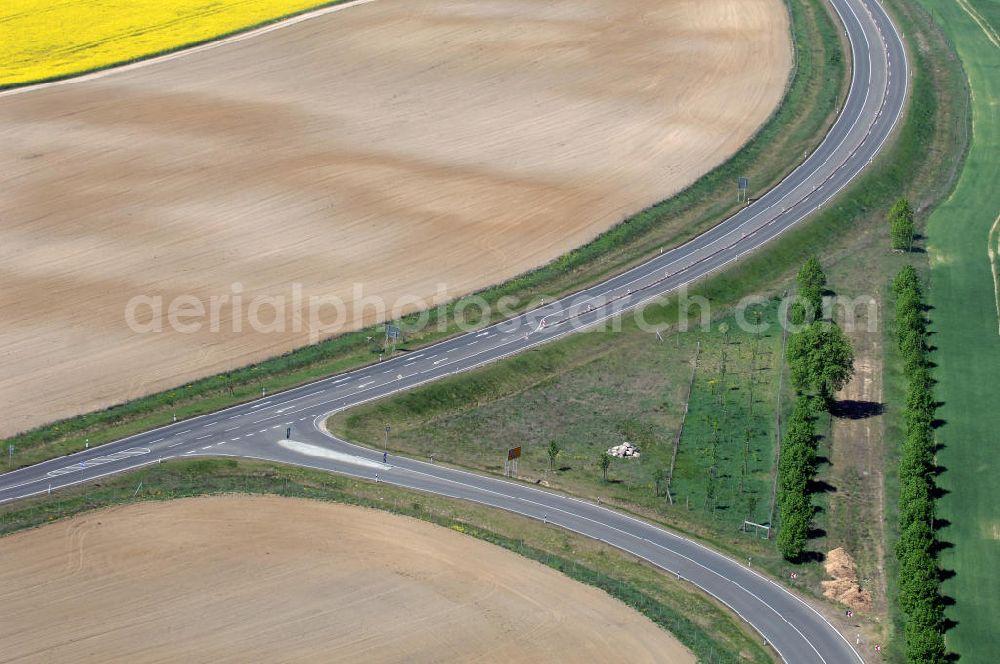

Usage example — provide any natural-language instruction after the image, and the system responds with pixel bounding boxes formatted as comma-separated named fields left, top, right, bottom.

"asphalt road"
left=0, top=0, right=907, bottom=662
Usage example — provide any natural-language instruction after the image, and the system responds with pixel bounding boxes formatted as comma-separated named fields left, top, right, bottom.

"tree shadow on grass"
left=789, top=548, right=826, bottom=564
left=932, top=539, right=955, bottom=554
left=808, top=479, right=837, bottom=494
left=807, top=526, right=827, bottom=540
left=831, top=399, right=885, bottom=419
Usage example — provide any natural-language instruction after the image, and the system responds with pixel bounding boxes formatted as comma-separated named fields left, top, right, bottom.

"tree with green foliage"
left=786, top=322, right=855, bottom=403
left=777, top=493, right=811, bottom=560
left=791, top=257, right=827, bottom=324
left=797, top=256, right=827, bottom=293
left=776, top=395, right=818, bottom=561
left=889, top=198, right=916, bottom=251
left=904, top=606, right=947, bottom=664
left=598, top=452, right=612, bottom=482
left=899, top=328, right=926, bottom=374
left=892, top=264, right=921, bottom=296
left=547, top=440, right=561, bottom=471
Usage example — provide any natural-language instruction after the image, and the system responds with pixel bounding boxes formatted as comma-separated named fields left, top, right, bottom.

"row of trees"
left=889, top=198, right=915, bottom=252
left=891, top=266, right=946, bottom=662
left=777, top=259, right=855, bottom=560
left=776, top=395, right=818, bottom=558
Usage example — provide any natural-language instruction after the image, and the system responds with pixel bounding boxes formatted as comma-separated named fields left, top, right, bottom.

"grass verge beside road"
left=330, top=301, right=787, bottom=556
left=0, top=458, right=775, bottom=664
left=1, top=0, right=846, bottom=470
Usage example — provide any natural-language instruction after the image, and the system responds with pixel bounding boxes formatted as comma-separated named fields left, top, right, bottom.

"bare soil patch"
left=0, top=495, right=694, bottom=662
left=0, top=0, right=791, bottom=436
left=824, top=299, right=887, bottom=628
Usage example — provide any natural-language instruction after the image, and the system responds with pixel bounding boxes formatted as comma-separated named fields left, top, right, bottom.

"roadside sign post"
left=384, top=424, right=391, bottom=450
left=384, top=324, right=402, bottom=357
left=738, top=177, right=749, bottom=203
left=7, top=444, right=12, bottom=468
left=504, top=446, right=521, bottom=477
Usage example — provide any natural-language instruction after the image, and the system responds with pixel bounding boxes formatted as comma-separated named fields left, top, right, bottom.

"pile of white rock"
left=606, top=442, right=640, bottom=458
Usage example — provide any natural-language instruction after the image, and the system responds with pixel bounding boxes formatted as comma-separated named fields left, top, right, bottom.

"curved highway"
left=0, top=0, right=907, bottom=662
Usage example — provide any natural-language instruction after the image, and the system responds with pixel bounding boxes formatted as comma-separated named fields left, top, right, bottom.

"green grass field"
left=912, top=0, right=1000, bottom=659
left=664, top=309, right=783, bottom=529
left=0, top=458, right=773, bottom=664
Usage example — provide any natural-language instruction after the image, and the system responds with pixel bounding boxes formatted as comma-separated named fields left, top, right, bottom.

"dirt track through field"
left=0, top=0, right=791, bottom=435
left=0, top=495, right=695, bottom=662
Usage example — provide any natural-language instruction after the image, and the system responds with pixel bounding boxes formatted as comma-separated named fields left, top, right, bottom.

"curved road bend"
left=1, top=0, right=907, bottom=662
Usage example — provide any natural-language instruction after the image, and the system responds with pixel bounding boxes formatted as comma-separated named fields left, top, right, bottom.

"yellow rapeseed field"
left=0, top=0, right=338, bottom=87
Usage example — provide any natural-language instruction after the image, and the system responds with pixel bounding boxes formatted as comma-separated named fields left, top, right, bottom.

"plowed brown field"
left=0, top=496, right=695, bottom=662
left=0, top=0, right=791, bottom=435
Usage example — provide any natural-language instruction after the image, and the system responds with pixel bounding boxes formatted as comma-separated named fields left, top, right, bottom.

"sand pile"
left=822, top=547, right=873, bottom=612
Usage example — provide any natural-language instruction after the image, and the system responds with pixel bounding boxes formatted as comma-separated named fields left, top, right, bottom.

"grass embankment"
left=335, top=0, right=970, bottom=623
left=0, top=458, right=775, bottom=664
left=907, top=0, right=1000, bottom=659
left=332, top=301, right=785, bottom=555
left=0, top=0, right=353, bottom=88
left=1, top=0, right=846, bottom=471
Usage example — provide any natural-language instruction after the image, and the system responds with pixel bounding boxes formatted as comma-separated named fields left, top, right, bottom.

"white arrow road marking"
left=277, top=440, right=388, bottom=470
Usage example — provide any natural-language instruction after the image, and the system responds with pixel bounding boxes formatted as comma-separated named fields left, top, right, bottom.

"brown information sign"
left=507, top=447, right=522, bottom=461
